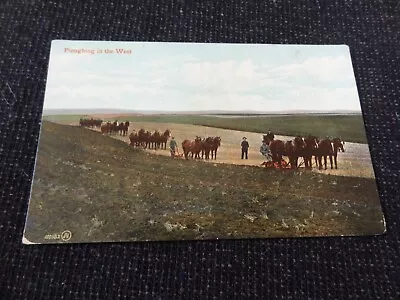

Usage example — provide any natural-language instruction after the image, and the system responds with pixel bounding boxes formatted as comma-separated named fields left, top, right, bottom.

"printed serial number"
left=44, top=230, right=72, bottom=242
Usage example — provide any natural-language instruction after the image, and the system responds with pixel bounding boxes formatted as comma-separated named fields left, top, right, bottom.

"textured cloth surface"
left=1, top=1, right=400, bottom=299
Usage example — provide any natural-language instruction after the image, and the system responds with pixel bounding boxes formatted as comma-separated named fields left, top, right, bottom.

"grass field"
left=44, top=114, right=368, bottom=144
left=24, top=121, right=384, bottom=243
left=107, top=121, right=375, bottom=179
left=43, top=114, right=83, bottom=123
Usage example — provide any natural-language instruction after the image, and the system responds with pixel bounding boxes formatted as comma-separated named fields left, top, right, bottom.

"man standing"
left=266, top=130, right=275, bottom=141
left=169, top=136, right=178, bottom=157
left=241, top=137, right=249, bottom=159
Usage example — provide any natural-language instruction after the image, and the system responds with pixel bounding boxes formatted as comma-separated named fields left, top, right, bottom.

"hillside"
left=24, top=121, right=384, bottom=243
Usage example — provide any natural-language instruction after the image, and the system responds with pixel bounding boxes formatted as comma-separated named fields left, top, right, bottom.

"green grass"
left=44, top=114, right=368, bottom=143
left=48, top=113, right=367, bottom=143
left=43, top=114, right=86, bottom=123
left=113, top=114, right=367, bottom=143
left=24, top=121, right=384, bottom=243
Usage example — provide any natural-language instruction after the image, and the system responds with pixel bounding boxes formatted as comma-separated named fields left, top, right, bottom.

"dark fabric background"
left=1, top=1, right=399, bottom=299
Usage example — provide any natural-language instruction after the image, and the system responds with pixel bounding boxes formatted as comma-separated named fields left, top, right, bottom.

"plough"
left=260, top=159, right=291, bottom=169
left=170, top=148, right=184, bottom=158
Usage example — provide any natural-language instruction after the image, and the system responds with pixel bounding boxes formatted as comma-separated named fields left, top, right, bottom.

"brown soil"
left=92, top=121, right=376, bottom=179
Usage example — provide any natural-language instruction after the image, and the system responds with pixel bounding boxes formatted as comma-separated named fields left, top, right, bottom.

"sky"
left=43, top=40, right=362, bottom=112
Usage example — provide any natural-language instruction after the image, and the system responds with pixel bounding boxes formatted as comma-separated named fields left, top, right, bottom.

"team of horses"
left=80, top=118, right=130, bottom=136
left=79, top=119, right=345, bottom=170
left=181, top=136, right=222, bottom=160
left=264, top=134, right=345, bottom=170
left=100, top=121, right=130, bottom=136
left=79, top=118, right=102, bottom=128
left=128, top=130, right=222, bottom=160
left=129, top=129, right=171, bottom=149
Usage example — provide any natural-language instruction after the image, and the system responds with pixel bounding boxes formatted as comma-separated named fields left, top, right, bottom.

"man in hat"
left=266, top=130, right=275, bottom=141
left=241, top=137, right=249, bottom=159
left=169, top=136, right=178, bottom=157
left=260, top=139, right=273, bottom=162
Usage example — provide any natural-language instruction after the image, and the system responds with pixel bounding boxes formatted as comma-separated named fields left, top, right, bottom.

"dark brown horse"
left=192, top=136, right=203, bottom=159
left=118, top=122, right=129, bottom=136
left=137, top=129, right=146, bottom=147
left=317, top=138, right=334, bottom=170
left=129, top=132, right=140, bottom=147
left=159, top=129, right=171, bottom=150
left=144, top=131, right=153, bottom=148
left=265, top=133, right=290, bottom=168
left=108, top=121, right=118, bottom=135
left=303, top=135, right=318, bottom=169
left=332, top=138, right=345, bottom=169
left=100, top=122, right=111, bottom=134
left=210, top=137, right=221, bottom=160
left=284, top=137, right=305, bottom=168
left=152, top=131, right=161, bottom=149
left=201, top=137, right=214, bottom=160
left=269, top=139, right=286, bottom=168
left=284, top=141, right=296, bottom=168
left=124, top=121, right=130, bottom=135
left=316, top=137, right=345, bottom=169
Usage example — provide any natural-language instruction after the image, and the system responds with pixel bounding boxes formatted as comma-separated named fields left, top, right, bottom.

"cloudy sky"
left=44, top=41, right=362, bottom=112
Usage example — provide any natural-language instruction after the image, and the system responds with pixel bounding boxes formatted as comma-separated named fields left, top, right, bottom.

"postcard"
left=22, top=40, right=385, bottom=244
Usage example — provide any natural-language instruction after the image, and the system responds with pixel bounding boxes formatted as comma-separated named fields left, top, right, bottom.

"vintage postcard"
left=23, top=40, right=385, bottom=244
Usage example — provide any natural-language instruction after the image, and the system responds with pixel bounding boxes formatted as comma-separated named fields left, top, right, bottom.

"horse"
left=129, top=132, right=140, bottom=147
left=317, top=138, right=334, bottom=170
left=263, top=133, right=287, bottom=168
left=138, top=129, right=146, bottom=147
left=181, top=139, right=202, bottom=160
left=100, top=122, right=112, bottom=134
left=123, top=121, right=130, bottom=135
left=151, top=131, right=161, bottom=149
left=331, top=138, right=345, bottom=169
left=269, top=139, right=286, bottom=168
left=100, top=123, right=108, bottom=134
left=201, top=137, right=213, bottom=160
left=181, top=140, right=191, bottom=159
left=284, top=137, right=305, bottom=168
left=118, top=122, right=128, bottom=136
left=210, top=136, right=221, bottom=160
left=283, top=141, right=296, bottom=168
left=303, top=135, right=319, bottom=169
left=94, top=119, right=102, bottom=128
left=144, top=131, right=153, bottom=148
left=109, top=121, right=118, bottom=135
left=192, top=136, right=203, bottom=159
left=159, top=129, right=171, bottom=150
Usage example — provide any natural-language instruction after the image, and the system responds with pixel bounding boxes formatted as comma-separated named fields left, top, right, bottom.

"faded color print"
left=23, top=41, right=385, bottom=244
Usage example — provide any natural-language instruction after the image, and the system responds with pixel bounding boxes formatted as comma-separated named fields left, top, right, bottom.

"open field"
left=109, top=114, right=368, bottom=144
left=24, top=121, right=384, bottom=243
left=44, top=113, right=368, bottom=144
left=96, top=121, right=375, bottom=179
